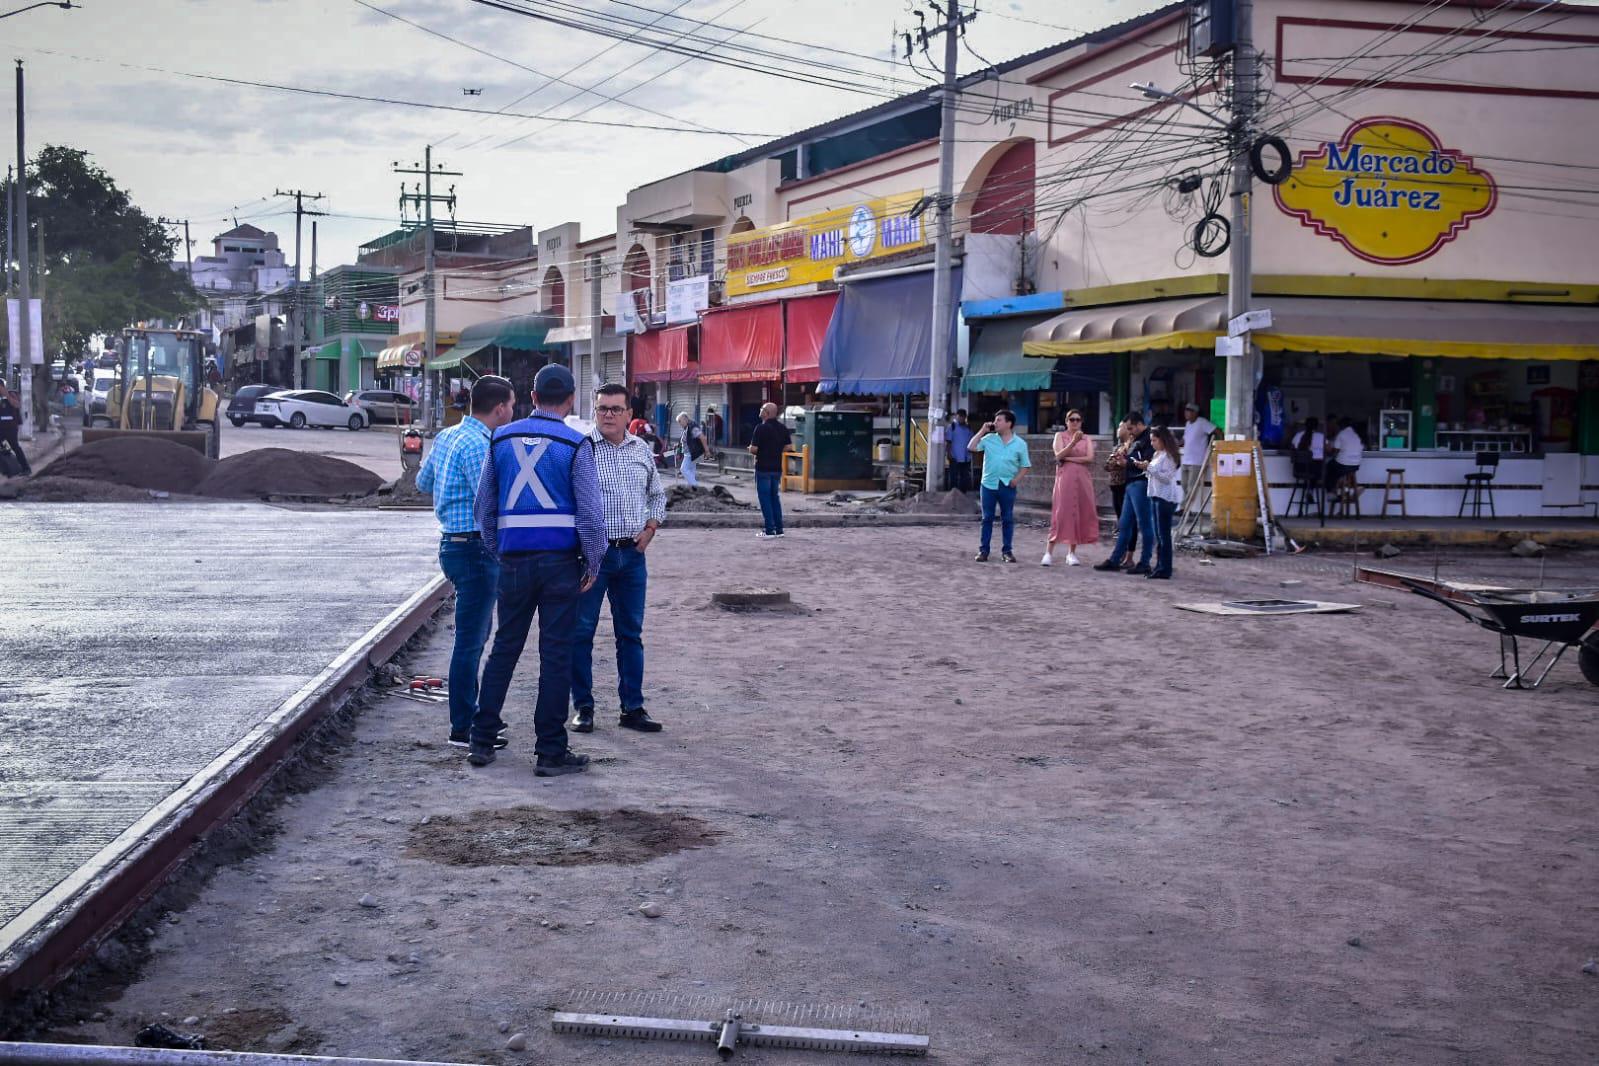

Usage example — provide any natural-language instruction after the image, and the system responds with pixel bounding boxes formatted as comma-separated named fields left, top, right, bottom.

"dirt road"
left=32, top=530, right=1599, bottom=1064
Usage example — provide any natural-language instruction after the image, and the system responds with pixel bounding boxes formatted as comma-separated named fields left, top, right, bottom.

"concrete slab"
left=0, top=503, right=439, bottom=936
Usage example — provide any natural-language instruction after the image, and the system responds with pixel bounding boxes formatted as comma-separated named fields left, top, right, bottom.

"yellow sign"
left=725, top=191, right=929, bottom=297
left=1273, top=117, right=1496, bottom=266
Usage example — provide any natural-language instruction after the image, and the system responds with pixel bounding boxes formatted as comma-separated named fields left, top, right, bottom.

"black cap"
left=533, top=363, right=575, bottom=400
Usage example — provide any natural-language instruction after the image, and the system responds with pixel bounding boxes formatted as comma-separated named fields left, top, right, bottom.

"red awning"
left=699, top=302, right=783, bottom=384
left=629, top=326, right=696, bottom=383
left=782, top=292, right=838, bottom=385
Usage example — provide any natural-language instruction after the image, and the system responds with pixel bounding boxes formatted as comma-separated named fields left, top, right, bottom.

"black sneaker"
left=1001, top=551, right=1017, bottom=563
left=619, top=709, right=663, bottom=732
left=1092, top=559, right=1121, bottom=571
left=534, top=750, right=590, bottom=777
left=974, top=551, right=989, bottom=562
left=451, top=731, right=507, bottom=750
left=571, top=707, right=595, bottom=733
left=1126, top=564, right=1151, bottom=576
left=467, top=742, right=497, bottom=767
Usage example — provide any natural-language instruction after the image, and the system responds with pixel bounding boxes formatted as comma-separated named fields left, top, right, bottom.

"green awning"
left=346, top=337, right=384, bottom=359
left=313, top=339, right=341, bottom=360
left=965, top=316, right=1060, bottom=393
left=429, top=313, right=557, bottom=369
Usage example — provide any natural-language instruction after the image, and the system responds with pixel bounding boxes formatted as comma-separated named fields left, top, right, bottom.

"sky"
left=4, top=0, right=1163, bottom=268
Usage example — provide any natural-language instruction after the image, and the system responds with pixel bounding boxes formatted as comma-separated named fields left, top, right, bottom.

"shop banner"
left=725, top=190, right=929, bottom=297
left=666, top=275, right=710, bottom=325
left=5, top=299, right=42, bottom=365
left=617, top=286, right=652, bottom=335
left=1274, top=117, right=1496, bottom=266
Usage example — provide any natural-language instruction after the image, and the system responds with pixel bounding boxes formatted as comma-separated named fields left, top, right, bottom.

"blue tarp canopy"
left=818, top=268, right=961, bottom=395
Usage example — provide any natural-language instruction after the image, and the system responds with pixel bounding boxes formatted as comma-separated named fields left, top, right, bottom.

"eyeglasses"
left=595, top=404, right=627, bottom=415
left=1067, top=416, right=1082, bottom=422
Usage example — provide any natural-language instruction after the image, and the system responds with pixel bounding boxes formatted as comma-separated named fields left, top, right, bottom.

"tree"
left=7, top=146, right=198, bottom=363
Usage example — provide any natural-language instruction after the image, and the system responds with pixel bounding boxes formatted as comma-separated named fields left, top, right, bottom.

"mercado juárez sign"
left=1273, top=116, right=1496, bottom=266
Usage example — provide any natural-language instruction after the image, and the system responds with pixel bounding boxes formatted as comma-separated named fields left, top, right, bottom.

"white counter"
left=1258, top=451, right=1599, bottom=519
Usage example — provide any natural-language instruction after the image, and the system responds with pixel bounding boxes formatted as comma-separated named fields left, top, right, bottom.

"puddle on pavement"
left=405, top=806, right=719, bottom=867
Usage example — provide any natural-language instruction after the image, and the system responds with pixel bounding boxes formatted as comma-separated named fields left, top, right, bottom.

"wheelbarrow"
left=1391, top=577, right=1599, bottom=690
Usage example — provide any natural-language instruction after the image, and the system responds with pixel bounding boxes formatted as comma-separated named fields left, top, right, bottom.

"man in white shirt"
left=1327, top=417, right=1365, bottom=491
left=1178, top=402, right=1216, bottom=505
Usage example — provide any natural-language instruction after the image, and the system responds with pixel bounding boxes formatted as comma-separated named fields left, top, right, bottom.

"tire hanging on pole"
left=1249, top=135, right=1293, bottom=185
left=1192, top=212, right=1230, bottom=258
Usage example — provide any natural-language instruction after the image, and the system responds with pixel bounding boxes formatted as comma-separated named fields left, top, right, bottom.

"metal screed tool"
left=551, top=992, right=931, bottom=1058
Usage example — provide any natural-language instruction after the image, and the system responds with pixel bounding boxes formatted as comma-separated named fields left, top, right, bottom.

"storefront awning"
left=313, top=340, right=341, bottom=360
left=631, top=326, right=697, bottom=383
left=818, top=268, right=961, bottom=395
left=699, top=302, right=783, bottom=383
left=966, top=316, right=1058, bottom=393
left=378, top=331, right=458, bottom=370
left=1023, top=296, right=1599, bottom=361
left=435, top=313, right=558, bottom=369
left=783, top=292, right=838, bottom=385
left=377, top=343, right=417, bottom=370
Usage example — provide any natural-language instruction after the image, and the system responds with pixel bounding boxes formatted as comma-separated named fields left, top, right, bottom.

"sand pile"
left=881, top=488, right=979, bottom=515
left=196, top=448, right=382, bottom=499
left=43, top=437, right=215, bottom=493
left=3, top=476, right=162, bottom=502
left=665, top=484, right=752, bottom=512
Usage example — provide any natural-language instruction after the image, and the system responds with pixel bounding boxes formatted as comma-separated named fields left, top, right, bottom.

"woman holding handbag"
left=1103, top=420, right=1136, bottom=568
left=1043, top=410, right=1098, bottom=566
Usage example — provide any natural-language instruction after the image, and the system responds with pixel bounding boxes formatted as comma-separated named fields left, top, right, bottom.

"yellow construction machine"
left=83, top=327, right=222, bottom=458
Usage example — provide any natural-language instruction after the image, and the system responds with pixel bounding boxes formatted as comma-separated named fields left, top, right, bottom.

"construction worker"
left=0, top=381, right=31, bottom=476
left=470, top=364, right=606, bottom=776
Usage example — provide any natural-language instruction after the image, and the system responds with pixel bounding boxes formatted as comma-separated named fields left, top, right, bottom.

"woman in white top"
left=1137, top=424, right=1183, bottom=580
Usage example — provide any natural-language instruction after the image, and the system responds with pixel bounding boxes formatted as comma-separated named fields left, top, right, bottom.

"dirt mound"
left=666, top=483, right=752, bottom=512
left=405, top=806, right=719, bottom=867
left=43, top=436, right=215, bottom=493
left=4, top=476, right=165, bottom=503
left=196, top=448, right=382, bottom=499
left=881, top=488, right=979, bottom=515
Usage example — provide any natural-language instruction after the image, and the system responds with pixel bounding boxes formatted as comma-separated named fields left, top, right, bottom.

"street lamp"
left=1131, top=82, right=1230, bottom=130
left=0, top=1, right=75, bottom=18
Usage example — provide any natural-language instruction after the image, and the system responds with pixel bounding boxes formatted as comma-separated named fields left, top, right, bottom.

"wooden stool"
left=1380, top=468, right=1408, bottom=518
left=1329, top=472, right=1362, bottom=519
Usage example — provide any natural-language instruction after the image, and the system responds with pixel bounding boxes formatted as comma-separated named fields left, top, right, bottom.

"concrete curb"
left=1280, top=523, right=1599, bottom=549
left=663, top=510, right=978, bottom=529
left=0, top=576, right=450, bottom=1002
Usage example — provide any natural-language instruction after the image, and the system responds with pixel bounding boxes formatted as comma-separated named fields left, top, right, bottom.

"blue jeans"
left=472, top=552, right=582, bottom=757
left=438, top=536, right=499, bottom=736
left=1151, top=496, right=1176, bottom=577
left=1107, top=479, right=1154, bottom=568
left=755, top=472, right=784, bottom=535
left=980, top=483, right=1017, bottom=554
left=571, top=545, right=648, bottom=713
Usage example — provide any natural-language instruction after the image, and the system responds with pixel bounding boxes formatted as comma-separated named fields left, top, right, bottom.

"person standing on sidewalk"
left=1094, top=412, right=1156, bottom=575
left=968, top=408, right=1030, bottom=563
left=675, top=411, right=707, bottom=487
left=1143, top=424, right=1183, bottom=580
left=947, top=409, right=974, bottom=493
left=471, top=364, right=607, bottom=776
left=1179, top=402, right=1216, bottom=508
left=570, top=383, right=667, bottom=736
left=0, top=381, right=32, bottom=476
left=415, top=375, right=516, bottom=749
left=748, top=402, right=791, bottom=539
left=1043, top=410, right=1097, bottom=567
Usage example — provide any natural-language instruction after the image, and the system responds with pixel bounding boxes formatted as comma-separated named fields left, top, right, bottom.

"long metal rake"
left=552, top=991, right=931, bottom=1058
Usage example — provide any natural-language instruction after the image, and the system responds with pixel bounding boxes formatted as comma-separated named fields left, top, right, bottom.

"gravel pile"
left=43, top=437, right=216, bottom=494
left=665, top=484, right=752, bottom=512
left=882, top=488, right=979, bottom=515
left=196, top=448, right=382, bottom=499
left=3, top=476, right=163, bottom=503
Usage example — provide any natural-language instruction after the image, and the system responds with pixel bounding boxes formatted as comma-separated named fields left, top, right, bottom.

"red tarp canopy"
left=698, top=302, right=784, bottom=383
left=782, top=292, right=838, bottom=385
left=629, top=325, right=696, bottom=382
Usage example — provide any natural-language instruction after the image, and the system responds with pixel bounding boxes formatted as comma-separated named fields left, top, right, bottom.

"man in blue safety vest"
left=470, top=364, right=608, bottom=775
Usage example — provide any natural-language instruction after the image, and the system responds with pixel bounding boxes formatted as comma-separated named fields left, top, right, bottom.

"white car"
left=254, top=389, right=369, bottom=431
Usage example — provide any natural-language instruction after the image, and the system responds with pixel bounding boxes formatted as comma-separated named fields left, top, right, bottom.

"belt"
left=442, top=532, right=480, bottom=543
left=608, top=537, right=637, bottom=549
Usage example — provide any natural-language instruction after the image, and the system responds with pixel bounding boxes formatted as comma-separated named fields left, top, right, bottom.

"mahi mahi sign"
left=1273, top=117, right=1496, bottom=266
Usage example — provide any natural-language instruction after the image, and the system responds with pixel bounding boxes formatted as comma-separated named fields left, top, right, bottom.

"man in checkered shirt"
left=569, top=382, right=668, bottom=735
left=415, top=375, right=516, bottom=748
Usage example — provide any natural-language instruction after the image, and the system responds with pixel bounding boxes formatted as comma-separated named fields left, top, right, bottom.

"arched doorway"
left=968, top=139, right=1036, bottom=236
left=623, top=243, right=651, bottom=294
left=542, top=266, right=565, bottom=319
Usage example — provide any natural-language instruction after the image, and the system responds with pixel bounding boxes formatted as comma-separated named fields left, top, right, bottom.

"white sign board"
left=1215, top=335, right=1246, bottom=358
left=1227, top=308, right=1273, bottom=337
left=616, top=287, right=652, bottom=335
left=6, top=299, right=43, bottom=365
left=665, top=275, right=710, bottom=326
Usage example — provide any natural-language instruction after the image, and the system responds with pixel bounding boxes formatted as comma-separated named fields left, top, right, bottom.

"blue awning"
left=818, top=268, right=962, bottom=395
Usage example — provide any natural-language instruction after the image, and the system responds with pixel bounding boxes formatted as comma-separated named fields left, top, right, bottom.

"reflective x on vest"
left=505, top=438, right=558, bottom=508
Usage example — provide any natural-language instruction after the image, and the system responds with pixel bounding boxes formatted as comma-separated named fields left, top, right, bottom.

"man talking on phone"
left=470, top=364, right=607, bottom=776
left=966, top=408, right=1030, bottom=562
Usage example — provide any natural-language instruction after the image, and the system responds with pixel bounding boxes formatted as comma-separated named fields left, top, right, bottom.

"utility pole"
left=14, top=60, right=33, bottom=440
left=274, top=188, right=326, bottom=390
left=395, top=148, right=460, bottom=435
left=4, top=165, right=12, bottom=295
left=1225, top=0, right=1257, bottom=439
left=587, top=253, right=605, bottom=414
left=310, top=219, right=320, bottom=385
left=912, top=0, right=976, bottom=491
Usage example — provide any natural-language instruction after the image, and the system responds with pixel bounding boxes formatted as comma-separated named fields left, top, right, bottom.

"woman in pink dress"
left=1043, top=410, right=1098, bottom=566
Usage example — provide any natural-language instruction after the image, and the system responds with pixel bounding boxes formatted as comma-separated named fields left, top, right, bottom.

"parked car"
left=347, top=389, right=417, bottom=425
left=226, top=384, right=281, bottom=428
left=82, top=374, right=119, bottom=426
left=253, top=389, right=369, bottom=430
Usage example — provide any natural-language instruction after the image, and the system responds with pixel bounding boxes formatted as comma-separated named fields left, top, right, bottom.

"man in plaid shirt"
left=570, top=382, right=668, bottom=735
left=415, top=375, right=515, bottom=748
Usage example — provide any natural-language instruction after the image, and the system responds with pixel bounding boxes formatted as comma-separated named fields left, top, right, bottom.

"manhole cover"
left=405, top=806, right=719, bottom=867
